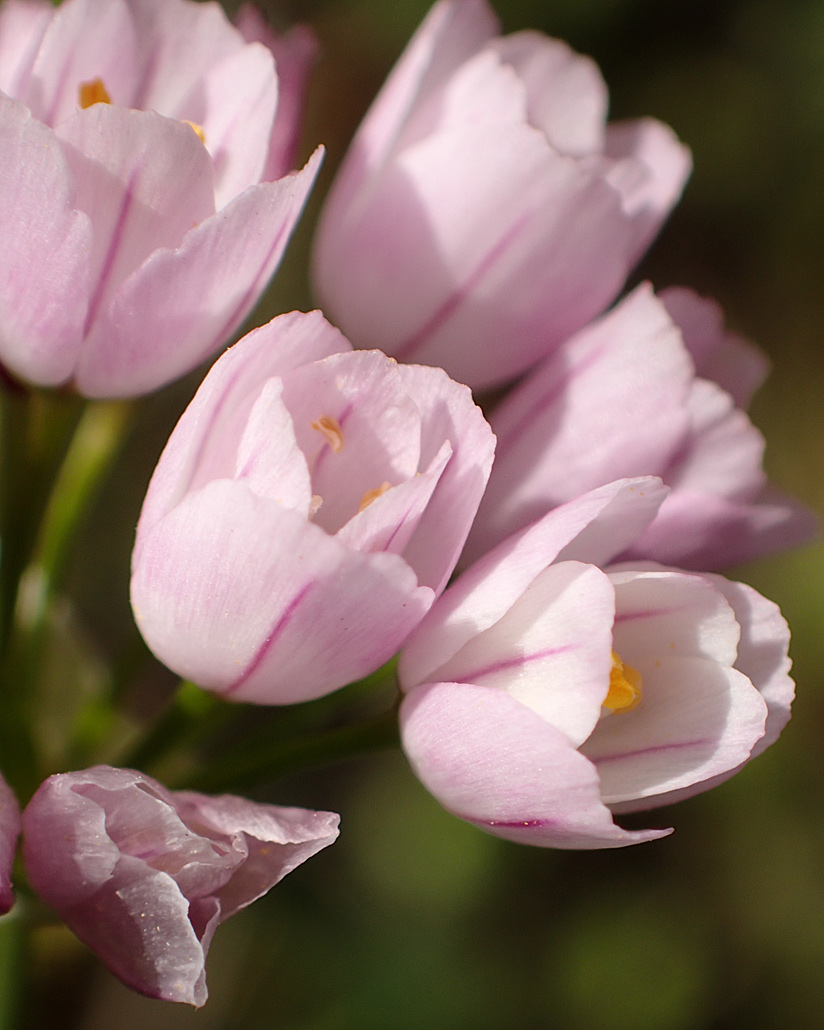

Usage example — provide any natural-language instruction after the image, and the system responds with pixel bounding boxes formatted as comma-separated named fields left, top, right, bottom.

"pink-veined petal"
left=399, top=477, right=668, bottom=690
left=75, top=148, right=322, bottom=397
left=467, top=283, right=692, bottom=560
left=400, top=682, right=670, bottom=848
left=430, top=561, right=615, bottom=746
left=131, top=480, right=433, bottom=704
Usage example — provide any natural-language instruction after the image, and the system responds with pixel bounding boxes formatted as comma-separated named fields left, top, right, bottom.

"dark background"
left=45, top=0, right=824, bottom=1026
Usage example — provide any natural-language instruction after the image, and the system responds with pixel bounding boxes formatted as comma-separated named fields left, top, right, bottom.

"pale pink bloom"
left=0, top=0, right=320, bottom=397
left=0, top=773, right=20, bottom=914
left=130, top=310, right=495, bottom=704
left=399, top=479, right=792, bottom=849
left=466, top=283, right=817, bottom=569
left=312, top=0, right=690, bottom=391
left=22, top=766, right=338, bottom=1006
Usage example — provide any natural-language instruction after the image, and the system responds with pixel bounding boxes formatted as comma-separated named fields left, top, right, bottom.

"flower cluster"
left=0, top=0, right=814, bottom=1012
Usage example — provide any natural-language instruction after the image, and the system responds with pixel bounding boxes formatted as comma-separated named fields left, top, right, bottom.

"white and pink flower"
left=0, top=0, right=319, bottom=397
left=130, top=309, right=495, bottom=704
left=399, top=479, right=793, bottom=848
left=312, top=0, right=690, bottom=390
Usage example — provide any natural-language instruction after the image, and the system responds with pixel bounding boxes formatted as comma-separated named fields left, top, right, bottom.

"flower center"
left=78, top=77, right=111, bottom=109
left=358, top=481, right=392, bottom=512
left=604, top=651, right=642, bottom=712
left=311, top=415, right=344, bottom=453
left=182, top=120, right=207, bottom=144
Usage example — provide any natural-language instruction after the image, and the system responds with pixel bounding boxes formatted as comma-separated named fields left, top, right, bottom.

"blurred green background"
left=37, top=0, right=824, bottom=1026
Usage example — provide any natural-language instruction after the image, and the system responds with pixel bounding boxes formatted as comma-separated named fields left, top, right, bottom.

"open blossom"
left=312, top=0, right=690, bottom=391
left=22, top=766, right=339, bottom=1006
left=399, top=478, right=793, bottom=849
left=0, top=0, right=320, bottom=397
left=0, top=773, right=20, bottom=914
left=130, top=309, right=495, bottom=704
left=465, top=283, right=817, bottom=569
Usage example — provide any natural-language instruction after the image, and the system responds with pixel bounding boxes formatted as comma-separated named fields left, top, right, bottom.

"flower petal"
left=0, top=0, right=53, bottom=98
left=401, top=682, right=670, bottom=848
left=660, top=286, right=769, bottom=408
left=21, top=0, right=138, bottom=125
left=196, top=42, right=278, bottom=208
left=393, top=363, right=495, bottom=593
left=131, top=480, right=433, bottom=703
left=467, top=282, right=693, bottom=559
left=399, top=477, right=667, bottom=690
left=56, top=104, right=216, bottom=340
left=490, top=31, right=607, bottom=155
left=0, top=775, right=20, bottom=915
left=0, top=96, right=91, bottom=386
left=76, top=148, right=322, bottom=397
left=133, top=308, right=348, bottom=542
left=431, top=561, right=615, bottom=746
left=234, top=7, right=318, bottom=178
left=280, top=350, right=423, bottom=536
left=604, top=118, right=692, bottom=261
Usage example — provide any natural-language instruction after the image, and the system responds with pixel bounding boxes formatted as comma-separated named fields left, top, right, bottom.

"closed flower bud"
left=22, top=766, right=339, bottom=1006
left=313, top=0, right=690, bottom=390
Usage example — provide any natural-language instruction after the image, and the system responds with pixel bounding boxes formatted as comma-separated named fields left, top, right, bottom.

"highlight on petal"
left=313, top=0, right=689, bottom=389
left=22, top=767, right=339, bottom=1006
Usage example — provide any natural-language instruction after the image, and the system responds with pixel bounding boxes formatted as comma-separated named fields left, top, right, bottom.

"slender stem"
left=178, top=706, right=401, bottom=794
left=0, top=910, right=25, bottom=1030
left=2, top=401, right=132, bottom=785
left=117, top=660, right=401, bottom=791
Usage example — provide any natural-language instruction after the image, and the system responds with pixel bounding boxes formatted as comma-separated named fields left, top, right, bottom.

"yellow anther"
left=311, top=415, right=344, bottom=453
left=604, top=651, right=642, bottom=712
left=308, top=494, right=323, bottom=518
left=79, top=77, right=111, bottom=109
left=182, top=120, right=207, bottom=144
left=358, top=481, right=392, bottom=512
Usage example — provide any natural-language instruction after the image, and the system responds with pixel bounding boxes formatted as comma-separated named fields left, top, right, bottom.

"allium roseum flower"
left=0, top=773, right=20, bottom=914
left=465, top=283, right=817, bottom=569
left=22, top=766, right=339, bottom=1006
left=0, top=0, right=320, bottom=397
left=312, top=0, right=690, bottom=391
left=130, top=310, right=495, bottom=704
left=399, top=478, right=793, bottom=849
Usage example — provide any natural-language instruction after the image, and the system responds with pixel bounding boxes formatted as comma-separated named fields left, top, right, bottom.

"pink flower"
left=0, top=773, right=20, bottom=914
left=312, top=0, right=690, bottom=391
left=0, top=0, right=320, bottom=397
left=399, top=479, right=792, bottom=849
left=130, top=309, right=495, bottom=704
left=22, top=766, right=339, bottom=1006
left=465, top=283, right=817, bottom=569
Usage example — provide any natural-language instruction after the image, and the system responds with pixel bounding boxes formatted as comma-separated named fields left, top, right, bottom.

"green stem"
left=0, top=389, right=82, bottom=655
left=0, top=910, right=25, bottom=1030
left=4, top=400, right=132, bottom=763
left=179, top=706, right=401, bottom=794
left=117, top=659, right=401, bottom=791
